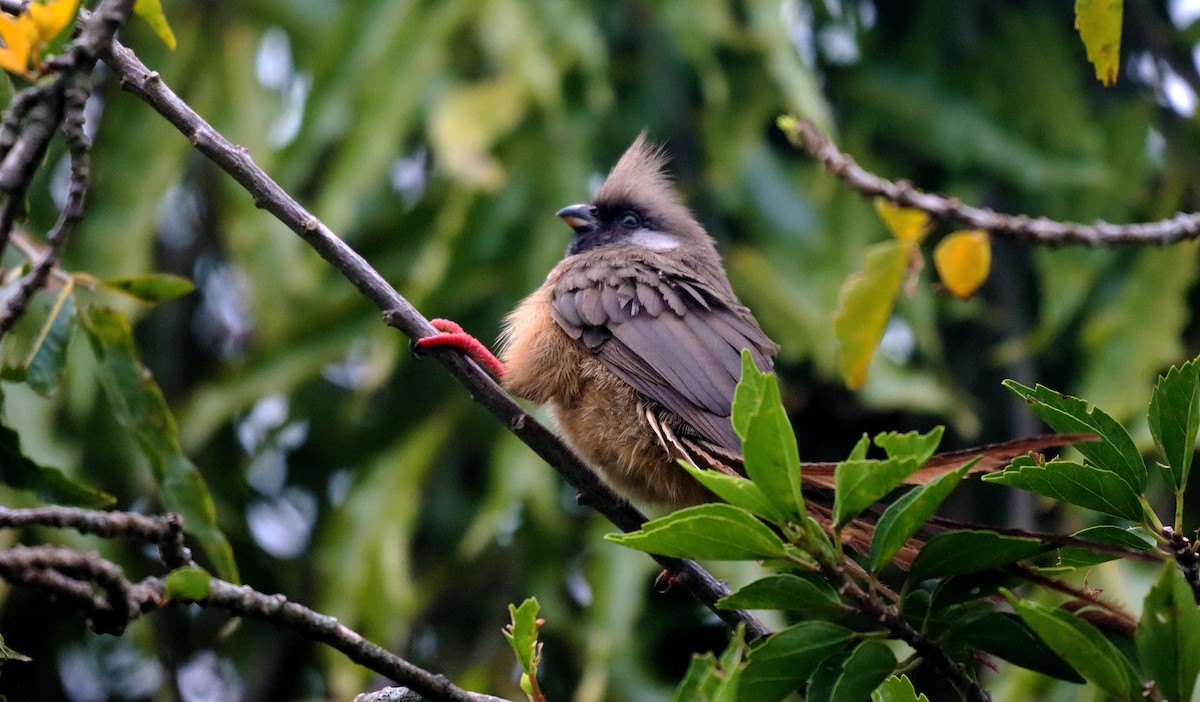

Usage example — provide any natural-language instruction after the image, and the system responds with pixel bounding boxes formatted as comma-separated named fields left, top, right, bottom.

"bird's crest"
left=595, top=132, right=707, bottom=242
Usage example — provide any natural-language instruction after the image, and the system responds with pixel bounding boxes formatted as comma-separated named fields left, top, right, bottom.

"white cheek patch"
left=629, top=228, right=680, bottom=251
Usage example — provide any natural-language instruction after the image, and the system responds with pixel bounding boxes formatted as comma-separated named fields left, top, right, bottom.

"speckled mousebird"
left=497, top=133, right=777, bottom=507
left=415, top=133, right=775, bottom=509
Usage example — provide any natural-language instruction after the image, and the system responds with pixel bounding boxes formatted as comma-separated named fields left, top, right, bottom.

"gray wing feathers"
left=551, top=260, right=777, bottom=452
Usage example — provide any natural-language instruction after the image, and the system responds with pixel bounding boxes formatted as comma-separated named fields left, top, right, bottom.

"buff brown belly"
left=500, top=287, right=710, bottom=508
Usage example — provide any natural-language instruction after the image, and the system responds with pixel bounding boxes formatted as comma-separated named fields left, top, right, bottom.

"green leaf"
left=1004, top=591, right=1136, bottom=700
left=717, top=574, right=843, bottom=616
left=673, top=624, right=745, bottom=702
left=503, top=597, right=541, bottom=675
left=133, top=0, right=177, bottom=49
left=869, top=459, right=972, bottom=572
left=164, top=566, right=212, bottom=600
left=1136, top=563, right=1200, bottom=702
left=80, top=306, right=238, bottom=582
left=1003, top=380, right=1145, bottom=493
left=806, top=640, right=895, bottom=702
left=97, top=273, right=194, bottom=305
left=945, top=610, right=1084, bottom=683
left=871, top=675, right=928, bottom=702
left=931, top=570, right=1023, bottom=608
left=834, top=239, right=911, bottom=389
left=909, top=531, right=1048, bottom=582
left=740, top=622, right=854, bottom=702
left=982, top=455, right=1142, bottom=521
left=604, top=504, right=788, bottom=561
left=737, top=355, right=805, bottom=520
left=1074, top=0, right=1123, bottom=86
left=873, top=427, right=944, bottom=464
left=1058, top=525, right=1155, bottom=567
left=0, top=421, right=114, bottom=508
left=680, top=461, right=786, bottom=523
left=833, top=457, right=922, bottom=529
left=732, top=349, right=769, bottom=441
left=0, top=634, right=31, bottom=664
left=24, top=284, right=75, bottom=396
left=1148, top=359, right=1200, bottom=493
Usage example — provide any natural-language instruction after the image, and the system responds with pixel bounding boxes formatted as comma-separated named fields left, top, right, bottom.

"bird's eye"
left=619, top=211, right=642, bottom=229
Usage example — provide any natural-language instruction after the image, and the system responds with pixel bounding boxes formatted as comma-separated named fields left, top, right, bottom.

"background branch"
left=784, top=117, right=1200, bottom=246
left=0, top=507, right=512, bottom=702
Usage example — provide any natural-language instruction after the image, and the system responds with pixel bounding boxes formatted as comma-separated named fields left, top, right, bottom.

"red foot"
left=654, top=569, right=681, bottom=593
left=414, top=318, right=506, bottom=379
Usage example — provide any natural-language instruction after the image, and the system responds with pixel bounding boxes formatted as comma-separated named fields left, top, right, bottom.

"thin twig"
left=101, top=38, right=769, bottom=640
left=0, top=0, right=137, bottom=338
left=1160, top=526, right=1200, bottom=603
left=0, top=506, right=192, bottom=567
left=0, top=544, right=513, bottom=702
left=783, top=117, right=1200, bottom=246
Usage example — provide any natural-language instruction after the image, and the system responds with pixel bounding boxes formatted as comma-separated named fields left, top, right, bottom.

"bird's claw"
left=654, top=569, right=681, bottom=593
left=411, top=318, right=506, bottom=380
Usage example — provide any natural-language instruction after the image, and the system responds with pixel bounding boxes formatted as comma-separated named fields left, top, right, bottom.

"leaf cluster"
left=610, top=351, right=1200, bottom=702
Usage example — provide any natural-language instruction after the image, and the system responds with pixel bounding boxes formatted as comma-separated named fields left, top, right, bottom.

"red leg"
left=413, top=319, right=506, bottom=379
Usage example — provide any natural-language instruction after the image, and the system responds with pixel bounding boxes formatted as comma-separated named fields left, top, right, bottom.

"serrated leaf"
left=933, top=230, right=990, bottom=299
left=873, top=427, right=944, bottom=464
left=673, top=624, right=745, bottom=702
left=807, top=640, right=895, bottom=702
left=0, top=421, right=114, bottom=508
left=604, top=503, right=788, bottom=561
left=871, top=675, right=928, bottom=702
left=1075, top=0, right=1123, bottom=86
left=679, top=461, right=786, bottom=524
left=133, top=0, right=176, bottom=49
left=737, top=355, right=804, bottom=520
left=164, top=566, right=212, bottom=600
left=81, top=306, right=238, bottom=582
left=0, top=634, right=31, bottom=663
left=874, top=200, right=930, bottom=243
left=1148, top=359, right=1200, bottom=493
left=870, top=460, right=972, bottom=572
left=1004, top=591, right=1136, bottom=699
left=944, top=610, right=1084, bottom=683
left=833, top=457, right=922, bottom=529
left=1136, top=563, right=1200, bottom=702
left=982, top=455, right=1142, bottom=521
left=732, top=349, right=769, bottom=440
left=834, top=240, right=911, bottom=389
left=909, top=530, right=1047, bottom=582
left=97, top=273, right=195, bottom=305
left=1003, top=380, right=1145, bottom=493
left=716, top=574, right=843, bottom=616
left=24, top=283, right=74, bottom=396
left=503, top=597, right=541, bottom=675
left=1059, top=525, right=1155, bottom=567
left=740, top=622, right=854, bottom=702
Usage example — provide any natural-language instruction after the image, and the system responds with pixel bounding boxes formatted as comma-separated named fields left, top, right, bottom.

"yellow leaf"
left=133, top=0, right=176, bottom=50
left=874, top=199, right=931, bottom=243
left=834, top=240, right=912, bottom=389
left=26, top=0, right=77, bottom=45
left=1075, top=0, right=1123, bottom=86
left=0, top=12, right=35, bottom=75
left=934, top=230, right=991, bottom=299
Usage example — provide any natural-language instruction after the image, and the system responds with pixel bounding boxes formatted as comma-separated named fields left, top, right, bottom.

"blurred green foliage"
left=2, top=1, right=1200, bottom=700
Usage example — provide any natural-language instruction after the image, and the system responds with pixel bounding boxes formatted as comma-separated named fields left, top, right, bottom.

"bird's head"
left=558, top=132, right=714, bottom=256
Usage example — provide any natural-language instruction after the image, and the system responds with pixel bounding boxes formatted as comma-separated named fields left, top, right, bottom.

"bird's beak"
left=556, top=204, right=597, bottom=235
